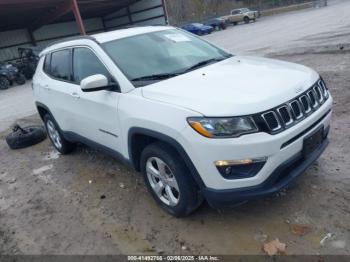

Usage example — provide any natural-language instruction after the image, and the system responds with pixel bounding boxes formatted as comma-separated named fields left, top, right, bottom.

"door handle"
left=43, top=84, right=49, bottom=90
left=71, top=92, right=80, bottom=99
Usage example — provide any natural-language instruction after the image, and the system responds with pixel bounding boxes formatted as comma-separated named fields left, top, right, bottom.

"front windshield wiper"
left=131, top=73, right=180, bottom=82
left=130, top=54, right=233, bottom=85
left=179, top=55, right=233, bottom=74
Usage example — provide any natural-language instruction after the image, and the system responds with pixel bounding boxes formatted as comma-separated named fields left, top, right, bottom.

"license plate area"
left=303, top=125, right=324, bottom=157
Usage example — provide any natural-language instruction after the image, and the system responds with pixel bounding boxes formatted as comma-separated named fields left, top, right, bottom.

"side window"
left=50, top=49, right=71, bottom=81
left=43, top=54, right=51, bottom=75
left=73, top=48, right=113, bottom=84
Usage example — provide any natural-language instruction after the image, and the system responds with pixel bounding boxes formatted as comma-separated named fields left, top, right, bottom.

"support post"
left=71, top=0, right=86, bottom=35
left=161, top=0, right=169, bottom=24
left=126, top=6, right=133, bottom=25
left=27, top=29, right=37, bottom=46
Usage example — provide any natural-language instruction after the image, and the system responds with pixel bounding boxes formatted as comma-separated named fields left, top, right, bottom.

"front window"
left=102, top=29, right=232, bottom=87
left=72, top=47, right=113, bottom=84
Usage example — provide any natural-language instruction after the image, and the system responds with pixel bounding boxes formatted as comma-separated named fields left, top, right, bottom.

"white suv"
left=33, top=26, right=332, bottom=216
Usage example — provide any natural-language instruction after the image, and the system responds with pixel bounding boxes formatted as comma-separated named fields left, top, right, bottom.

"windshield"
left=102, top=29, right=231, bottom=87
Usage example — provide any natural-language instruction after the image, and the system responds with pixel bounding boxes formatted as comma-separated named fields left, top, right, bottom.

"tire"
left=233, top=21, right=238, bottom=26
left=197, top=31, right=203, bottom=36
left=15, top=73, right=26, bottom=85
left=0, top=76, right=10, bottom=90
left=244, top=16, right=250, bottom=24
left=141, top=142, right=203, bottom=217
left=44, top=114, right=76, bottom=154
left=6, top=126, right=46, bottom=150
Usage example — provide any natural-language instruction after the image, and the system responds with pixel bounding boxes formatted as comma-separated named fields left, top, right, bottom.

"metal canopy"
left=0, top=0, right=141, bottom=32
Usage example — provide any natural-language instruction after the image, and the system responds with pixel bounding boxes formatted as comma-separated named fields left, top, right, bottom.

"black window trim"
left=43, top=53, right=52, bottom=75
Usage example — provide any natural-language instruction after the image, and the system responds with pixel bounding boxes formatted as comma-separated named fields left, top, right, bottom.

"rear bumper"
left=203, top=136, right=329, bottom=208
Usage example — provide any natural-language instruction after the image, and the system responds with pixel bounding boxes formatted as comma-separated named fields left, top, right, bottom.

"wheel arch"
left=35, top=102, right=51, bottom=121
left=128, top=127, right=206, bottom=189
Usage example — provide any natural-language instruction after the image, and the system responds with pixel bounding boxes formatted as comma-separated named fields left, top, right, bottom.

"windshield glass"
left=102, top=29, right=231, bottom=86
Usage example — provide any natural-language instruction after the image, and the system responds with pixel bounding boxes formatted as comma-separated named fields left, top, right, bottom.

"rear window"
left=50, top=49, right=71, bottom=81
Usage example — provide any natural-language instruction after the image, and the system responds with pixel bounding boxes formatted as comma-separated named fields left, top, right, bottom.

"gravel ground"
left=0, top=0, right=349, bottom=256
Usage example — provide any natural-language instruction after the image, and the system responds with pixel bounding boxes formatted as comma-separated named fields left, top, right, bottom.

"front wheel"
left=244, top=16, right=250, bottom=24
left=44, top=114, right=76, bottom=154
left=141, top=142, right=203, bottom=217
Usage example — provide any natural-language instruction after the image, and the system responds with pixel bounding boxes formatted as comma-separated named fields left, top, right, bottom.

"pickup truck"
left=222, top=8, right=258, bottom=25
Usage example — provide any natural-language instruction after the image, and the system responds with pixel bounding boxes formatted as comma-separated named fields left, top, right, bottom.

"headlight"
left=187, top=116, right=258, bottom=138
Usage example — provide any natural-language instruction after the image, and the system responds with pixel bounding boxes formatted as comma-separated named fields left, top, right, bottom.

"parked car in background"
left=181, top=23, right=213, bottom=35
left=222, top=8, right=258, bottom=25
left=203, top=18, right=227, bottom=31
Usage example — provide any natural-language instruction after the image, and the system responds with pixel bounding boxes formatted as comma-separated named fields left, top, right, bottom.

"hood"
left=141, top=56, right=319, bottom=116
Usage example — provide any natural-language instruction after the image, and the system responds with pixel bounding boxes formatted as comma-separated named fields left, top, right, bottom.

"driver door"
left=70, top=47, right=122, bottom=152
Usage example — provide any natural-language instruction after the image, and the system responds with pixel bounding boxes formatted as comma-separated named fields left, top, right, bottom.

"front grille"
left=255, top=79, right=329, bottom=134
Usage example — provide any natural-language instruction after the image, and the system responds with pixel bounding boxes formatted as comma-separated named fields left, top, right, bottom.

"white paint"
left=33, top=165, right=53, bottom=175
left=43, top=150, right=60, bottom=161
left=32, top=165, right=54, bottom=185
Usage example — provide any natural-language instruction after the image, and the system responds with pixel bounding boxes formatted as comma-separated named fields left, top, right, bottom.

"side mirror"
left=80, top=74, right=109, bottom=92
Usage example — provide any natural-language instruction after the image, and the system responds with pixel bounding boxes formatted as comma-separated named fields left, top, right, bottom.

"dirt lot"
left=0, top=0, right=349, bottom=256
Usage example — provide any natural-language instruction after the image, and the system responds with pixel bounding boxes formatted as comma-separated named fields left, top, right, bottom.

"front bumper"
left=179, top=97, right=332, bottom=190
left=203, top=135, right=329, bottom=208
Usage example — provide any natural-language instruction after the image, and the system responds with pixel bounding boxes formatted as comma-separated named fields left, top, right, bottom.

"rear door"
left=70, top=47, right=121, bottom=151
left=41, top=49, right=77, bottom=132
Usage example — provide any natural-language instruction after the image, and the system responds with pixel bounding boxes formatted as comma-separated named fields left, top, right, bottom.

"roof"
left=39, top=26, right=174, bottom=56
left=92, top=26, right=173, bottom=43
left=0, top=0, right=141, bottom=31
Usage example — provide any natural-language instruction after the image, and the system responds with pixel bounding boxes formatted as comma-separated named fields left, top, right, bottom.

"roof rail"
left=44, top=35, right=98, bottom=49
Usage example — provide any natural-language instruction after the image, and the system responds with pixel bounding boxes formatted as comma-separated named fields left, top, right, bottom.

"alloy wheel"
left=146, top=157, right=180, bottom=207
left=46, top=120, right=62, bottom=150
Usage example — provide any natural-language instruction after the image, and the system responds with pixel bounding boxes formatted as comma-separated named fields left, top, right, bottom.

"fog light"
left=214, top=157, right=267, bottom=167
left=215, top=157, right=267, bottom=179
left=224, top=166, right=232, bottom=175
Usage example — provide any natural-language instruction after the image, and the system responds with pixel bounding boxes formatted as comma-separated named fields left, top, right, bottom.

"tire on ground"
left=6, top=126, right=47, bottom=149
left=140, top=142, right=203, bottom=217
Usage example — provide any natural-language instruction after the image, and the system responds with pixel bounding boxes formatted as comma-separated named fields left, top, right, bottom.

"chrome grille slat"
left=299, top=95, right=312, bottom=114
left=259, top=79, right=329, bottom=134
left=277, top=105, right=293, bottom=126
left=289, top=100, right=303, bottom=120
left=262, top=111, right=281, bottom=131
left=307, top=89, right=318, bottom=108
